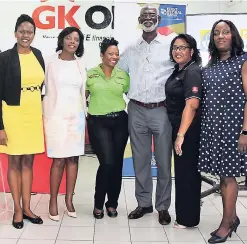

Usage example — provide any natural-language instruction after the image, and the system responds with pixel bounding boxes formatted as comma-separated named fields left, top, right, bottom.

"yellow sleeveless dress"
left=0, top=52, right=45, bottom=155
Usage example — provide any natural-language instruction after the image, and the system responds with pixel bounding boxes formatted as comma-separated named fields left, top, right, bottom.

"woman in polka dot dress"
left=199, top=20, right=247, bottom=243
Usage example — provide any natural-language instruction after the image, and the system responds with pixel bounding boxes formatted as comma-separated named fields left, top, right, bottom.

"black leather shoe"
left=12, top=214, right=24, bottom=229
left=93, top=211, right=104, bottom=219
left=158, top=210, right=171, bottom=225
left=106, top=208, right=118, bottom=218
left=128, top=206, right=153, bottom=219
left=23, top=214, right=43, bottom=224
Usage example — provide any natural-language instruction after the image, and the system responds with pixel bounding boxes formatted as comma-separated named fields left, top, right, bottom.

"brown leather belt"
left=131, top=99, right=165, bottom=109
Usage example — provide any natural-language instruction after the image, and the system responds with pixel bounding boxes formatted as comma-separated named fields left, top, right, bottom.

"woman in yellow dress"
left=0, top=14, right=45, bottom=229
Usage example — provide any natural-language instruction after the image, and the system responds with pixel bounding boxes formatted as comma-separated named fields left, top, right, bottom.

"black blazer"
left=0, top=44, right=45, bottom=130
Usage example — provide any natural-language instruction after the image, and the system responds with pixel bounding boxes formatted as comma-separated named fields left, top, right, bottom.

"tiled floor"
left=1, top=155, right=247, bottom=243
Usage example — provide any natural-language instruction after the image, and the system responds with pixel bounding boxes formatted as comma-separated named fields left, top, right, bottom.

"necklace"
left=58, top=54, right=76, bottom=61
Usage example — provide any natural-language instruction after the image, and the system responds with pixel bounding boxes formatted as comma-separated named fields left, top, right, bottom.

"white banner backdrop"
left=0, top=1, right=114, bottom=68
left=186, top=14, right=247, bottom=66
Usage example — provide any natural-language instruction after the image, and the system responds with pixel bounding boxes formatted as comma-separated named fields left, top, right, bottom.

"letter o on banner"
left=85, top=5, right=112, bottom=30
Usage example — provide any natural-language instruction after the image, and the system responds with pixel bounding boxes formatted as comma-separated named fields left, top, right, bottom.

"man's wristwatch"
left=240, top=130, right=247, bottom=136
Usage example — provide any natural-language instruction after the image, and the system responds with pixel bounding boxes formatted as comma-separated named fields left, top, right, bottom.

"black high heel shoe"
left=23, top=213, right=43, bottom=224
left=12, top=214, right=24, bottom=229
left=208, top=220, right=238, bottom=244
left=210, top=216, right=240, bottom=236
left=208, top=229, right=233, bottom=243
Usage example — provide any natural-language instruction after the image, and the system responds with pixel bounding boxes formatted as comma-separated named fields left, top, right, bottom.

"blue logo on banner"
left=159, top=4, right=186, bottom=26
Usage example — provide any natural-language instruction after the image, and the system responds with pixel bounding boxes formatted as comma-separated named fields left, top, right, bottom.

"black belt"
left=89, top=111, right=125, bottom=118
left=131, top=99, right=166, bottom=109
left=21, top=85, right=41, bottom=92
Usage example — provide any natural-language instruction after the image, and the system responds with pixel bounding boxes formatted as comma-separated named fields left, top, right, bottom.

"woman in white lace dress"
left=43, top=27, right=87, bottom=221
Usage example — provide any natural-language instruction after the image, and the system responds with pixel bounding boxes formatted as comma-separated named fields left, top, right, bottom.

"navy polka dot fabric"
left=198, top=53, right=247, bottom=177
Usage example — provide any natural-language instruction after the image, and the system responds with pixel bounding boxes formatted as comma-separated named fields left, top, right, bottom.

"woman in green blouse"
left=86, top=38, right=130, bottom=219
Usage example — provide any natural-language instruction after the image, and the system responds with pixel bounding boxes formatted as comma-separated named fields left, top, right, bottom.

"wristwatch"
left=240, top=130, right=247, bottom=136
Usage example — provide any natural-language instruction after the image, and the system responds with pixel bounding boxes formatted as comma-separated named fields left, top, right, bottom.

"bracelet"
left=240, top=130, right=247, bottom=136
left=177, top=133, right=185, bottom=137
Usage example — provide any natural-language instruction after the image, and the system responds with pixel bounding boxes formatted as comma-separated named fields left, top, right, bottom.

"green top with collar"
left=86, top=64, right=130, bottom=115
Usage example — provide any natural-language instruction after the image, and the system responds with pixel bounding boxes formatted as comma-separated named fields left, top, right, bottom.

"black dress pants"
left=87, top=111, right=129, bottom=210
left=172, top=118, right=201, bottom=227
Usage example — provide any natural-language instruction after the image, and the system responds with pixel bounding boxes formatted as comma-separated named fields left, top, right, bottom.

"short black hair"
left=208, top=19, right=244, bottom=66
left=99, top=38, right=119, bottom=55
left=56, top=27, right=84, bottom=57
left=15, top=14, right=36, bottom=34
left=169, top=33, right=202, bottom=65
